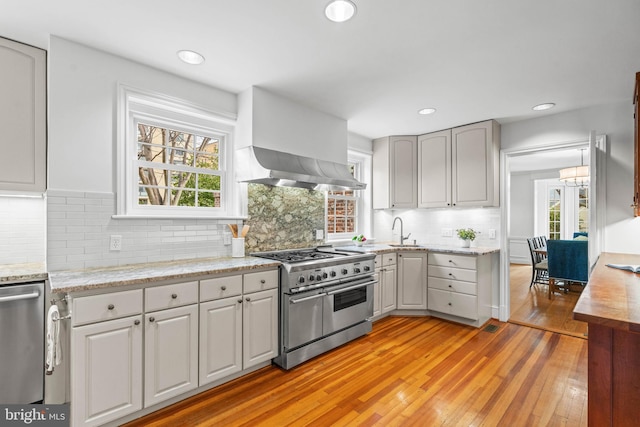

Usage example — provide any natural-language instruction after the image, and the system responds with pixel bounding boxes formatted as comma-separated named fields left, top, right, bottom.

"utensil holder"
left=232, top=238, right=245, bottom=258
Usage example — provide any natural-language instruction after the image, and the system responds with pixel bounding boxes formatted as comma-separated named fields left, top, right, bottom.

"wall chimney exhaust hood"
left=235, top=87, right=365, bottom=191
left=236, top=146, right=366, bottom=191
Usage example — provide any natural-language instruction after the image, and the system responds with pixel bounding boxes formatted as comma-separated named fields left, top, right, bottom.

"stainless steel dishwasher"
left=0, top=281, right=44, bottom=403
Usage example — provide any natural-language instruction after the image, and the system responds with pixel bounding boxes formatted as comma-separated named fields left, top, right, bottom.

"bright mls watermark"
left=0, top=405, right=69, bottom=426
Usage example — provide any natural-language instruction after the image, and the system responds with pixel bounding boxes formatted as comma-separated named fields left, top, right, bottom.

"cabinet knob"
left=448, top=302, right=452, bottom=306
left=448, top=260, right=453, bottom=263
left=448, top=285, right=452, bottom=288
left=221, top=285, right=227, bottom=291
left=107, top=304, right=115, bottom=310
left=260, top=279, right=266, bottom=284
left=448, top=273, right=453, bottom=276
left=134, top=319, right=140, bottom=325
left=237, top=299, right=243, bottom=304
left=171, top=293, right=178, bottom=299
left=149, top=316, right=155, bottom=322
left=246, top=297, right=251, bottom=302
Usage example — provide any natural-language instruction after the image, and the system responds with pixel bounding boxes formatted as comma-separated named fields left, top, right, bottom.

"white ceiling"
left=2, top=0, right=640, bottom=139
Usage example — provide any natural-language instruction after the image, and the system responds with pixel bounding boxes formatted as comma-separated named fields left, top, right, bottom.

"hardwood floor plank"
left=124, top=316, right=587, bottom=427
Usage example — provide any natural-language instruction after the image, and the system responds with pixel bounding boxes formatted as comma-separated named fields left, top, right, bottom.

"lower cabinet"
left=144, top=304, right=198, bottom=407
left=397, top=252, right=428, bottom=310
left=242, top=288, right=278, bottom=367
left=374, top=253, right=397, bottom=316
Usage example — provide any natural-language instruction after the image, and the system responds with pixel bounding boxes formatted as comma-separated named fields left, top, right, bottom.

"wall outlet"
left=223, top=233, right=232, bottom=245
left=488, top=229, right=496, bottom=239
left=442, top=228, right=453, bottom=237
left=110, top=235, right=122, bottom=251
left=316, top=229, right=324, bottom=240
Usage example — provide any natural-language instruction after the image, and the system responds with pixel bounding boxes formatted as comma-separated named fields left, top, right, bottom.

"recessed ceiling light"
left=418, top=108, right=437, bottom=115
left=177, top=50, right=205, bottom=65
left=325, top=0, right=357, bottom=23
left=532, top=102, right=555, bottom=111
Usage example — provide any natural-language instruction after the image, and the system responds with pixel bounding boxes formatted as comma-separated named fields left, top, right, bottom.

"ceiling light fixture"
left=325, top=0, right=357, bottom=23
left=559, top=148, right=589, bottom=187
left=418, top=108, right=436, bottom=115
left=177, top=50, right=205, bottom=65
left=532, top=102, right=555, bottom=111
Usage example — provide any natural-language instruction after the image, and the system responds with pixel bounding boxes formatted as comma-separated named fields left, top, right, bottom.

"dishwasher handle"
left=0, top=291, right=40, bottom=303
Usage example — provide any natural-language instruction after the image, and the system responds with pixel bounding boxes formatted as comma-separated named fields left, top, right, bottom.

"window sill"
left=112, top=214, right=248, bottom=220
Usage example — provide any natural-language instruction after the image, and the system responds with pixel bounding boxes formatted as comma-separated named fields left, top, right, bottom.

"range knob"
left=298, top=276, right=305, bottom=284
left=354, top=267, right=361, bottom=274
left=308, top=274, right=315, bottom=281
left=316, top=274, right=322, bottom=281
left=330, top=271, right=337, bottom=278
left=341, top=268, right=348, bottom=275
left=322, top=272, right=328, bottom=279
left=363, top=265, right=371, bottom=272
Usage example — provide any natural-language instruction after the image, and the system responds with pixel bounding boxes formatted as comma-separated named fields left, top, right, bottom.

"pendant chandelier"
left=559, top=149, right=589, bottom=187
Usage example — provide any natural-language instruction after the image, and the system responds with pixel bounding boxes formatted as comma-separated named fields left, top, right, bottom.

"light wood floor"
left=509, top=263, right=588, bottom=339
left=124, top=316, right=587, bottom=427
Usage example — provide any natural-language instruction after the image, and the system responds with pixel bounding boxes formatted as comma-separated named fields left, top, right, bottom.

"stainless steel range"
left=252, top=246, right=376, bottom=370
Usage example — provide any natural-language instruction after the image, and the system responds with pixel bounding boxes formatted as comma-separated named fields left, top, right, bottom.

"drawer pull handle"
left=171, top=293, right=178, bottom=299
left=134, top=319, right=140, bottom=325
left=448, top=273, right=453, bottom=276
left=246, top=297, right=251, bottom=302
left=221, top=286, right=227, bottom=291
left=448, top=302, right=452, bottom=306
left=107, top=304, right=115, bottom=310
left=448, top=285, right=452, bottom=288
left=149, top=316, right=155, bottom=322
left=448, top=260, right=453, bottom=263
left=260, top=279, right=266, bottom=284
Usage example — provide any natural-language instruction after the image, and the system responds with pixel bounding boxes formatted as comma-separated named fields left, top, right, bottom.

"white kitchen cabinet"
left=397, top=252, right=428, bottom=310
left=144, top=304, right=198, bottom=407
left=0, top=37, right=46, bottom=192
left=373, top=253, right=397, bottom=315
left=373, top=136, right=418, bottom=209
left=372, top=270, right=382, bottom=317
left=427, top=252, right=492, bottom=327
left=243, top=288, right=278, bottom=368
left=418, top=120, right=500, bottom=208
left=71, top=290, right=143, bottom=427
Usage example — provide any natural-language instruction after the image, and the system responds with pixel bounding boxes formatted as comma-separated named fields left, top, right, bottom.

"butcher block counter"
left=573, top=252, right=640, bottom=427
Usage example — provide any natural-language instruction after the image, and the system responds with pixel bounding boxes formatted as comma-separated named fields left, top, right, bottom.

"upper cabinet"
left=416, top=120, right=500, bottom=209
left=0, top=37, right=46, bottom=193
left=373, top=136, right=417, bottom=209
left=633, top=72, right=639, bottom=217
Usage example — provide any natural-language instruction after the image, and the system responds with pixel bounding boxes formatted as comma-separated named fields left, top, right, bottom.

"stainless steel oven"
left=252, top=246, right=376, bottom=370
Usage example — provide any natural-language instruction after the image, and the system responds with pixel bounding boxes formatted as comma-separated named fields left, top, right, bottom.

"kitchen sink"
left=388, top=244, right=422, bottom=248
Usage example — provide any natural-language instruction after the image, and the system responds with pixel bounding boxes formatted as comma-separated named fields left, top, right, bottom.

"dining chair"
left=546, top=239, right=589, bottom=298
left=526, top=237, right=548, bottom=288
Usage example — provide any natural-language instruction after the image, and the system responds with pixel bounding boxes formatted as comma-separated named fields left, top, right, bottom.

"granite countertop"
left=48, top=257, right=281, bottom=293
left=340, top=243, right=500, bottom=256
left=573, top=252, right=640, bottom=332
left=0, top=262, right=48, bottom=284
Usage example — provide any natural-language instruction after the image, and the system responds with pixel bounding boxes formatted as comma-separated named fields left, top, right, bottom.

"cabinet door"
left=381, top=266, right=397, bottom=314
left=427, top=288, right=452, bottom=314
left=243, top=288, right=278, bottom=369
left=418, top=129, right=452, bottom=208
left=390, top=136, right=418, bottom=208
left=199, top=296, right=242, bottom=385
left=372, top=271, right=382, bottom=317
left=397, top=252, right=428, bottom=309
left=71, top=316, right=143, bottom=427
left=0, top=38, right=46, bottom=192
left=450, top=293, right=478, bottom=320
left=452, top=120, right=499, bottom=207
left=144, top=305, right=198, bottom=407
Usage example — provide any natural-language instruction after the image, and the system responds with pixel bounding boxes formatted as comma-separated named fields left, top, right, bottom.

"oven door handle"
left=289, top=293, right=327, bottom=304
left=326, top=280, right=377, bottom=295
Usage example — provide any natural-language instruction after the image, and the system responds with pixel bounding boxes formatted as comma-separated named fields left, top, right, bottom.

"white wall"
left=48, top=37, right=236, bottom=193
left=0, top=196, right=46, bottom=264
left=502, top=101, right=640, bottom=254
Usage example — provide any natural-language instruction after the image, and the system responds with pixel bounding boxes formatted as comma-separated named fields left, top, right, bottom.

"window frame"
left=117, top=85, right=237, bottom=218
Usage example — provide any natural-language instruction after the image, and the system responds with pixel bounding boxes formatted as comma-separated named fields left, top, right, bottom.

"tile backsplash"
left=0, top=196, right=46, bottom=264
left=47, top=190, right=234, bottom=271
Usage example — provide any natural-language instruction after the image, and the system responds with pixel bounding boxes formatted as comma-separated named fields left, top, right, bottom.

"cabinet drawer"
left=428, top=276, right=477, bottom=296
left=428, top=253, right=476, bottom=270
left=374, top=255, right=382, bottom=269
left=72, top=289, right=143, bottom=326
left=382, top=253, right=397, bottom=267
left=428, top=265, right=477, bottom=283
left=243, top=270, right=278, bottom=294
left=200, top=275, right=243, bottom=302
left=145, top=281, right=198, bottom=312
left=427, top=288, right=478, bottom=320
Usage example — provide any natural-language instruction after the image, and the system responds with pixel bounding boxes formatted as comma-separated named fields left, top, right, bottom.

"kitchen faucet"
left=392, top=217, right=411, bottom=246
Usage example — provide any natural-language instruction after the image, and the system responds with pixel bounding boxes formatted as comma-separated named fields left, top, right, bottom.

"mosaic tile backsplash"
left=245, top=184, right=325, bottom=252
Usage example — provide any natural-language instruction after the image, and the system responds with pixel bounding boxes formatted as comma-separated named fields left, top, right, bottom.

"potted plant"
left=456, top=228, right=477, bottom=248
left=352, top=234, right=367, bottom=247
